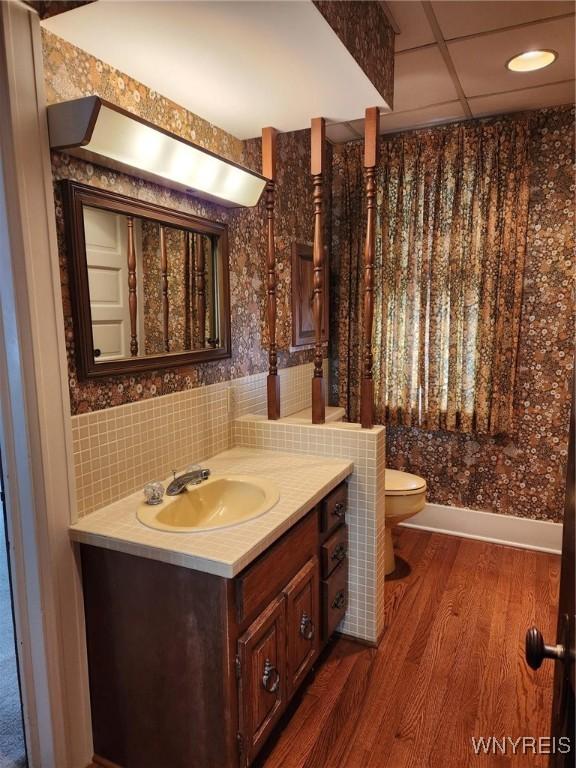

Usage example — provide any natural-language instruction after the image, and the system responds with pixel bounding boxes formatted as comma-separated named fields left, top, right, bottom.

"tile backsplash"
left=234, top=416, right=386, bottom=644
left=72, top=361, right=328, bottom=517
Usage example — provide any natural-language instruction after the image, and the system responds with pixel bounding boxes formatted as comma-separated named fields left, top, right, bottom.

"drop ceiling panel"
left=448, top=16, right=575, bottom=97
left=42, top=0, right=386, bottom=140
left=394, top=46, right=459, bottom=111
left=469, top=80, right=575, bottom=117
left=348, top=101, right=466, bottom=137
left=386, top=1, right=435, bottom=51
left=432, top=1, right=574, bottom=40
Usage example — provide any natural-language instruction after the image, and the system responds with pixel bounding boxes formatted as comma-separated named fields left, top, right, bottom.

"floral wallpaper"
left=42, top=29, right=244, bottom=164
left=312, top=0, right=394, bottom=108
left=25, top=1, right=94, bottom=20
left=44, top=30, right=314, bottom=415
left=330, top=106, right=575, bottom=522
left=243, top=132, right=332, bottom=350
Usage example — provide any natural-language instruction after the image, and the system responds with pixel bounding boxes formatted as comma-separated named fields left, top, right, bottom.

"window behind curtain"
left=335, top=116, right=530, bottom=435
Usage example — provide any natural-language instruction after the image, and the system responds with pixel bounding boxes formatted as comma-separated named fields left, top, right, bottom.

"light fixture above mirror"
left=48, top=96, right=267, bottom=208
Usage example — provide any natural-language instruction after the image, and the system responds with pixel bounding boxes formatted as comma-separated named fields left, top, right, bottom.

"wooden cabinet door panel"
left=238, top=594, right=286, bottom=766
left=284, top=557, right=320, bottom=699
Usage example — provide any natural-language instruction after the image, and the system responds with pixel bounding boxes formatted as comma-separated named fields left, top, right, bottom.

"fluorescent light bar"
left=48, top=97, right=266, bottom=208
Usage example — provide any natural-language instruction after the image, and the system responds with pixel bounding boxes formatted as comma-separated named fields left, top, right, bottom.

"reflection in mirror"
left=83, top=206, right=221, bottom=364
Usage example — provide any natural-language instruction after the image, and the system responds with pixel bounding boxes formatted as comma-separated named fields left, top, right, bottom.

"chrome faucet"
left=166, top=465, right=211, bottom=496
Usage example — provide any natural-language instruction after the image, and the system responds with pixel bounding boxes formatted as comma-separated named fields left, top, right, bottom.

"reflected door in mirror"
left=84, top=206, right=131, bottom=361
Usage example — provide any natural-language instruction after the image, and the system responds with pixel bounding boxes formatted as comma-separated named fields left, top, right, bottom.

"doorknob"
left=525, top=626, right=566, bottom=670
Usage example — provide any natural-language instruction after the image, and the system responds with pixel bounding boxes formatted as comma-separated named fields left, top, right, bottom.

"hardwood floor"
left=258, top=529, right=561, bottom=768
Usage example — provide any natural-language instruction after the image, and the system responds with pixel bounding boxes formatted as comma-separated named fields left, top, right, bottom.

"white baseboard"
left=400, top=502, right=563, bottom=555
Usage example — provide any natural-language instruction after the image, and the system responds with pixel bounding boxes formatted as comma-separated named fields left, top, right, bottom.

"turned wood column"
left=184, top=231, right=192, bottom=350
left=263, top=126, right=280, bottom=420
left=311, top=117, right=326, bottom=425
left=194, top=233, right=206, bottom=348
left=360, top=107, right=379, bottom=429
left=126, top=215, right=138, bottom=356
left=160, top=225, right=169, bottom=352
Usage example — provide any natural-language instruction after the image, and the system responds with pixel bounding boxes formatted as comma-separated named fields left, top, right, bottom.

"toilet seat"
left=385, top=469, right=427, bottom=496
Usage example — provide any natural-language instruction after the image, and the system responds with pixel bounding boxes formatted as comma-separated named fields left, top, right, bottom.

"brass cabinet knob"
left=300, top=612, right=315, bottom=640
left=262, top=658, right=280, bottom=693
left=332, top=591, right=346, bottom=611
left=332, top=543, right=347, bottom=562
left=332, top=502, right=346, bottom=519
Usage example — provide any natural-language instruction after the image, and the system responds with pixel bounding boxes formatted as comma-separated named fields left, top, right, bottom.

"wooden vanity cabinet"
left=82, top=482, right=348, bottom=768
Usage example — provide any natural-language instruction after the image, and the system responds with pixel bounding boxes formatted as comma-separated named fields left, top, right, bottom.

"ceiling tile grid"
left=329, top=0, right=574, bottom=142
left=431, top=0, right=574, bottom=40
left=448, top=15, right=575, bottom=97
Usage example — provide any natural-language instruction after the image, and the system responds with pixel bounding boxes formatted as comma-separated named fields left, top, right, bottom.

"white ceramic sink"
left=137, top=475, right=280, bottom=533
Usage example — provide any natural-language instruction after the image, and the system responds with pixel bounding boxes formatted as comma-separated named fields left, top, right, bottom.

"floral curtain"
left=333, top=116, right=530, bottom=435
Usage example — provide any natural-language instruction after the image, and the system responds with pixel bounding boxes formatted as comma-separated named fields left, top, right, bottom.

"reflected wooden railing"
left=160, top=225, right=169, bottom=352
left=127, top=215, right=138, bottom=356
left=184, top=232, right=192, bottom=350
left=194, top=232, right=207, bottom=348
left=124, top=222, right=215, bottom=357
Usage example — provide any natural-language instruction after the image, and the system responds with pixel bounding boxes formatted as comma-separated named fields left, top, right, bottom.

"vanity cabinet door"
left=237, top=594, right=286, bottom=766
left=284, top=556, right=320, bottom=699
left=322, top=559, right=348, bottom=640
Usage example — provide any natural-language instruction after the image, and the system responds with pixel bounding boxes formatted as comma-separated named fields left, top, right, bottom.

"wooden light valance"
left=263, top=127, right=281, bottom=420
left=360, top=107, right=379, bottom=429
left=311, top=117, right=326, bottom=425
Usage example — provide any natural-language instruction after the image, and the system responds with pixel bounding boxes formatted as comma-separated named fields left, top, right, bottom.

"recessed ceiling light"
left=506, top=49, right=557, bottom=73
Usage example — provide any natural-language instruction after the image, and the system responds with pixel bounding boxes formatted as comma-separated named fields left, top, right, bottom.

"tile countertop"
left=69, top=447, right=353, bottom=578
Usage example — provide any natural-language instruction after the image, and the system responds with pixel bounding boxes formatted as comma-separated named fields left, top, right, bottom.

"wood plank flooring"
left=258, top=529, right=561, bottom=768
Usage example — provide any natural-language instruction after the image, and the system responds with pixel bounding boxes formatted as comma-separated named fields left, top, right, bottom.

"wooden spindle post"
left=127, top=215, right=138, bottom=356
left=184, top=231, right=192, bottom=350
left=311, top=117, right=326, bottom=424
left=160, top=225, right=170, bottom=352
left=263, top=126, right=280, bottom=420
left=360, top=107, right=379, bottom=429
left=195, top=233, right=206, bottom=347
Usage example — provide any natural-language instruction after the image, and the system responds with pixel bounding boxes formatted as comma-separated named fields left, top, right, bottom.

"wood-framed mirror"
left=61, top=180, right=231, bottom=379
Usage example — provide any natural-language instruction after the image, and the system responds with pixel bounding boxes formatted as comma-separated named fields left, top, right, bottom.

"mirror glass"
left=83, top=205, right=223, bottom=364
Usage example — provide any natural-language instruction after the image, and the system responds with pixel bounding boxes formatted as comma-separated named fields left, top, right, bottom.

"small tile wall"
left=71, top=360, right=328, bottom=517
left=234, top=416, right=386, bottom=644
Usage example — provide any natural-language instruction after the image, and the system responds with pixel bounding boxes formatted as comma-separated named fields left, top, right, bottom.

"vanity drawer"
left=319, top=482, right=347, bottom=538
left=322, top=559, right=348, bottom=639
left=235, top=510, right=317, bottom=626
left=320, top=524, right=348, bottom=578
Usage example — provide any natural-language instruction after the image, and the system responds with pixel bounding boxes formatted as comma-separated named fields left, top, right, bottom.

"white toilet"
left=384, top=469, right=427, bottom=575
